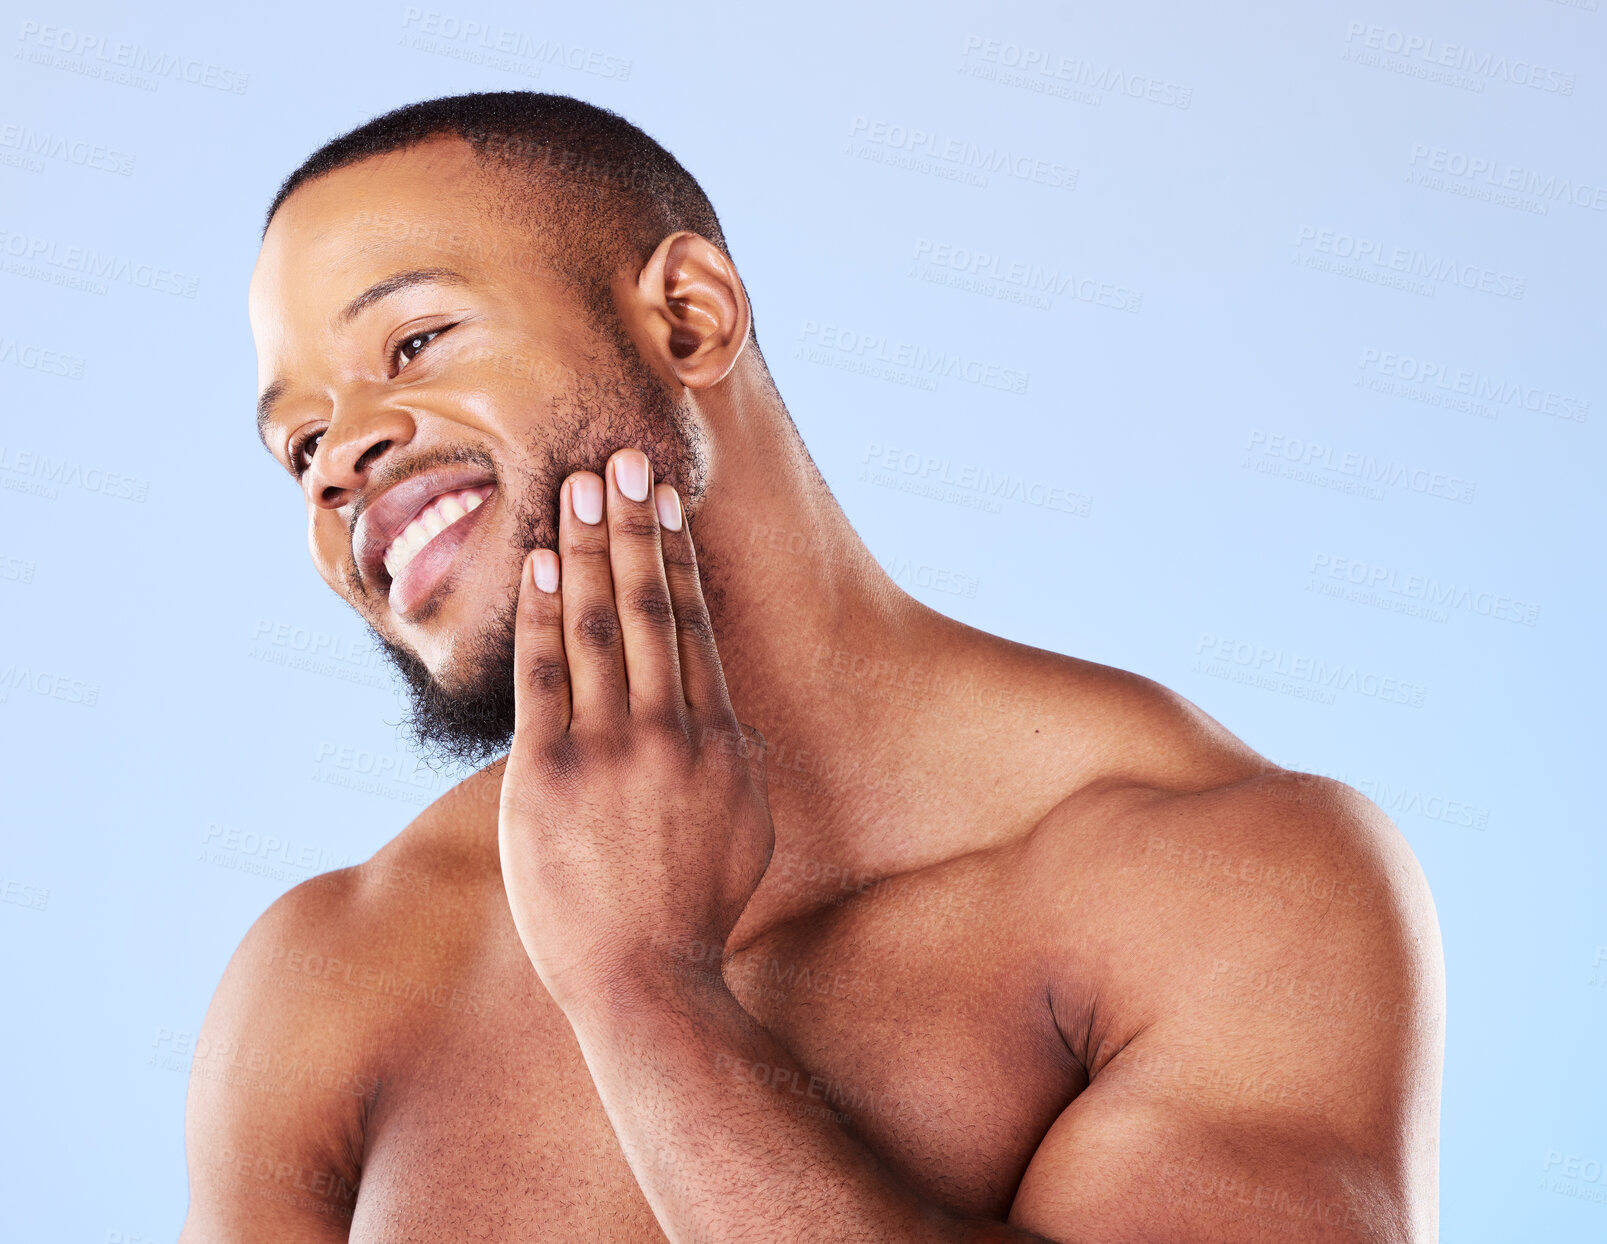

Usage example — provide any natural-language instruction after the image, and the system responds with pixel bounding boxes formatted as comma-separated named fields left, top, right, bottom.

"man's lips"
left=381, top=486, right=491, bottom=580
left=384, top=484, right=495, bottom=618
left=352, top=463, right=498, bottom=595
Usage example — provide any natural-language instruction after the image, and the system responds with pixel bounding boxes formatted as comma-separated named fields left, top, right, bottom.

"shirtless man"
left=179, top=91, right=1444, bottom=1242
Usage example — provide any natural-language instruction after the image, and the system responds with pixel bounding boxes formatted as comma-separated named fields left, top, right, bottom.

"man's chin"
left=369, top=598, right=518, bottom=767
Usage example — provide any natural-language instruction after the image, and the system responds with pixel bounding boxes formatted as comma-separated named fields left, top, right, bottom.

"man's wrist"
left=558, top=941, right=739, bottom=1033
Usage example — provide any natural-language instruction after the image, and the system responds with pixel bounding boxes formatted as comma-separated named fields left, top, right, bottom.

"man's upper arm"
left=179, top=870, right=375, bottom=1243
left=1008, top=774, right=1445, bottom=1244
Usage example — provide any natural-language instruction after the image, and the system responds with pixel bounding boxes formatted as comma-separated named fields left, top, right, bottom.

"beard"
left=372, top=336, right=710, bottom=768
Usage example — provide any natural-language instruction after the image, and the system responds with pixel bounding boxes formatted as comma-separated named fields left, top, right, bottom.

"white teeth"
left=383, top=488, right=489, bottom=582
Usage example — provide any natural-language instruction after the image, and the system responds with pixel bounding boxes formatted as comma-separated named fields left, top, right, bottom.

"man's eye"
left=290, top=430, right=323, bottom=477
left=393, top=327, right=447, bottom=372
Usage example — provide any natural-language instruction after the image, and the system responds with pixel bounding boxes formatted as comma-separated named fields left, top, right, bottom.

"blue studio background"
left=1, top=1, right=1602, bottom=1240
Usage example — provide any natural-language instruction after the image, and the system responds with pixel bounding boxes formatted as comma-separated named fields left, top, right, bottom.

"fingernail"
left=654, top=485, right=683, bottom=531
left=570, top=474, right=603, bottom=524
left=615, top=451, right=650, bottom=503
left=532, top=549, right=560, bottom=593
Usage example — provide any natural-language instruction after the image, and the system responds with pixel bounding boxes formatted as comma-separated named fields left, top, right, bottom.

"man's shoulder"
left=225, top=759, right=508, bottom=1017
left=180, top=769, right=514, bottom=1235
left=1014, top=751, right=1440, bottom=1067
left=952, top=621, right=1267, bottom=789
left=1015, top=659, right=1436, bottom=941
left=996, top=650, right=1441, bottom=1012
left=349, top=756, right=507, bottom=913
left=1002, top=640, right=1409, bottom=853
left=1027, top=760, right=1430, bottom=920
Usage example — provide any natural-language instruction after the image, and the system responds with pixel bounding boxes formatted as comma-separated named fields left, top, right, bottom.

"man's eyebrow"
left=256, top=378, right=287, bottom=451
left=254, top=267, right=472, bottom=452
left=339, top=266, right=470, bottom=324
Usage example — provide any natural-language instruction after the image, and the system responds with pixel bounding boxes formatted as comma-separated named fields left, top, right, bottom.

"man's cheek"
left=310, top=521, right=365, bottom=602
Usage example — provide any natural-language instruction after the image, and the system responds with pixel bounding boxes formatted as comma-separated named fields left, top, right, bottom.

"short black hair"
left=263, top=91, right=742, bottom=337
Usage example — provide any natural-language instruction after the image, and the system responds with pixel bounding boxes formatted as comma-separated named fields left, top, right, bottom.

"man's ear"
left=618, top=231, right=750, bottom=389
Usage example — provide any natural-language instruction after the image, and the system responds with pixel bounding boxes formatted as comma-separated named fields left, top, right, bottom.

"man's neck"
left=681, top=376, right=993, bottom=933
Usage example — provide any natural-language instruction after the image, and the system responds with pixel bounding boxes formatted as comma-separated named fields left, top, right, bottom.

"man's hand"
left=497, top=447, right=774, bottom=1018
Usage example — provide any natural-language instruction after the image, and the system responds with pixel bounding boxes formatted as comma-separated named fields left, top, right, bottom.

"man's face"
left=249, top=137, right=705, bottom=761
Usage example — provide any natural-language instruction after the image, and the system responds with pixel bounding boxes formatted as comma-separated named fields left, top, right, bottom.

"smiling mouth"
left=382, top=486, right=493, bottom=579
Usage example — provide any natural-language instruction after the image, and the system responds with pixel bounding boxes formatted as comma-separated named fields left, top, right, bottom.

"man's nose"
left=306, top=403, right=417, bottom=509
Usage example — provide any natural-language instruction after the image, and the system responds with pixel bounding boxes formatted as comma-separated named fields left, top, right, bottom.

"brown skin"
left=182, top=135, right=1444, bottom=1242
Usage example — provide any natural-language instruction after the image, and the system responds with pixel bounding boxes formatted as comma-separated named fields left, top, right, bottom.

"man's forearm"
left=563, top=973, right=1050, bottom=1244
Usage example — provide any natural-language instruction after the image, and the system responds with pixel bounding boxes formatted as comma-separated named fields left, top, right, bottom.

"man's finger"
left=512, top=548, right=570, bottom=747
left=559, top=471, right=628, bottom=725
left=654, top=483, right=730, bottom=716
left=605, top=449, right=684, bottom=718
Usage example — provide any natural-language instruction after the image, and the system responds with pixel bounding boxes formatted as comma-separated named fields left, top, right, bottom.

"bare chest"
left=350, top=857, right=1080, bottom=1242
